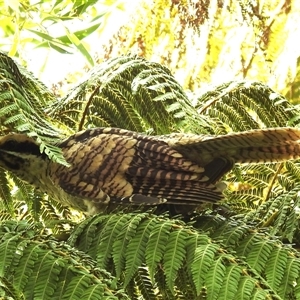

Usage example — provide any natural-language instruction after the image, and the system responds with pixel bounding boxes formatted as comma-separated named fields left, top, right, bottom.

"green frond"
left=146, top=219, right=173, bottom=282
left=0, top=102, right=18, bottom=116
left=235, top=277, right=259, bottom=299
left=134, top=266, right=157, bottom=300
left=279, top=259, right=300, bottom=299
left=279, top=161, right=300, bottom=191
left=0, top=170, right=13, bottom=215
left=163, top=228, right=188, bottom=292
left=246, top=239, right=275, bottom=274
left=97, top=213, right=132, bottom=270
left=190, top=243, right=220, bottom=295
left=80, top=284, right=107, bottom=300
left=243, top=185, right=300, bottom=242
left=66, top=214, right=106, bottom=252
left=223, top=161, right=291, bottom=213
left=40, top=200, right=73, bottom=235
left=194, top=81, right=299, bottom=132
left=0, top=220, right=129, bottom=299
left=217, top=265, right=242, bottom=300
left=193, top=214, right=300, bottom=299
left=265, top=247, right=288, bottom=293
left=124, top=217, right=159, bottom=287
left=207, top=256, right=233, bottom=299
left=76, top=215, right=105, bottom=256
left=112, top=213, right=149, bottom=279
left=48, top=55, right=191, bottom=134
left=0, top=276, right=24, bottom=300
left=68, top=212, right=290, bottom=298
left=0, top=52, right=69, bottom=165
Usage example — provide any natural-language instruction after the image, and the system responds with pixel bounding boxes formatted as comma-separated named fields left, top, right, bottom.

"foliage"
left=47, top=54, right=191, bottom=134
left=1, top=0, right=300, bottom=299
left=68, top=211, right=300, bottom=299
left=0, top=220, right=129, bottom=299
left=0, top=0, right=111, bottom=65
left=1, top=50, right=300, bottom=299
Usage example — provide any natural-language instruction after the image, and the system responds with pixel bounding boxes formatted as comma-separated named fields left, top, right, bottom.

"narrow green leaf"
left=163, top=228, right=188, bottom=293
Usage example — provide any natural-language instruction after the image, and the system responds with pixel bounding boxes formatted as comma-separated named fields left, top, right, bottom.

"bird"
left=0, top=126, right=300, bottom=215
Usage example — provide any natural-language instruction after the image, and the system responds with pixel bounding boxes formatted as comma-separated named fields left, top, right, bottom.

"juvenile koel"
left=0, top=127, right=300, bottom=214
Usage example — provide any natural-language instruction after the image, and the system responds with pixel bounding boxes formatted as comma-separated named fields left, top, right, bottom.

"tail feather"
left=170, top=127, right=300, bottom=165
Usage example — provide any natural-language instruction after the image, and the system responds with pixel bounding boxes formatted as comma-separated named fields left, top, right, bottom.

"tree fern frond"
left=96, top=213, right=133, bottom=270
left=68, top=213, right=288, bottom=298
left=0, top=170, right=13, bottom=214
left=244, top=185, right=300, bottom=243
left=193, top=214, right=300, bottom=299
left=0, top=276, right=24, bottom=300
left=207, top=256, right=233, bottom=299
left=81, top=284, right=113, bottom=300
left=190, top=243, right=220, bottom=295
left=48, top=55, right=192, bottom=134
left=112, top=213, right=149, bottom=279
left=124, top=217, right=158, bottom=287
left=135, top=266, right=157, bottom=300
left=163, top=228, right=188, bottom=292
left=246, top=239, right=275, bottom=274
left=0, top=101, right=18, bottom=116
left=217, top=265, right=242, bottom=300
left=265, top=246, right=288, bottom=293
left=74, top=215, right=109, bottom=263
left=280, top=161, right=300, bottom=190
left=275, top=256, right=300, bottom=298
left=67, top=214, right=107, bottom=253
left=154, top=266, right=175, bottom=300
left=194, top=81, right=299, bottom=133
left=0, top=52, right=69, bottom=165
left=0, top=220, right=129, bottom=299
left=209, top=218, right=252, bottom=248
left=146, top=219, right=174, bottom=283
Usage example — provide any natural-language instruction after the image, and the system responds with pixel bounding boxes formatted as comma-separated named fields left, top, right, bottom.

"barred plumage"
left=0, top=127, right=300, bottom=214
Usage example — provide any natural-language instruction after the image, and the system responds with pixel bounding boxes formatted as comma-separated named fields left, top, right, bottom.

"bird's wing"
left=53, top=128, right=226, bottom=206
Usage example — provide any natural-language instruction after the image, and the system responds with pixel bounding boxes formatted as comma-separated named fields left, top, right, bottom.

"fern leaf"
left=190, top=243, right=219, bottom=296
left=80, top=284, right=108, bottom=300
left=0, top=236, right=18, bottom=276
left=246, top=239, right=274, bottom=274
left=163, top=228, right=188, bottom=293
left=205, top=256, right=226, bottom=299
left=124, top=217, right=158, bottom=287
left=96, top=213, right=132, bottom=269
left=278, top=258, right=300, bottom=299
left=236, top=277, right=256, bottom=300
left=61, top=275, right=92, bottom=300
left=70, top=214, right=107, bottom=261
left=135, top=266, right=157, bottom=300
left=112, top=213, right=148, bottom=278
left=145, top=219, right=173, bottom=282
left=13, top=242, right=39, bottom=291
left=217, top=265, right=242, bottom=300
left=265, top=247, right=288, bottom=292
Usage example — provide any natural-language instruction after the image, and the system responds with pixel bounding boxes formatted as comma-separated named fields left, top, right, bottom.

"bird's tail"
left=171, top=127, right=300, bottom=165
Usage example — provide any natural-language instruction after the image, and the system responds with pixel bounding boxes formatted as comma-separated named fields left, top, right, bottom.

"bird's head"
left=0, top=134, right=49, bottom=184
